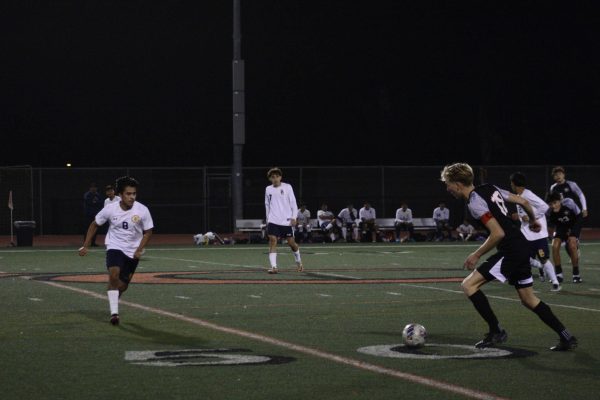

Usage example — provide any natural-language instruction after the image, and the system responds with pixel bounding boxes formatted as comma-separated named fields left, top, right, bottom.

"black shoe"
left=550, top=336, right=578, bottom=351
left=475, top=330, right=508, bottom=348
left=110, top=314, right=120, bottom=326
left=557, top=274, right=564, bottom=283
left=573, top=275, right=582, bottom=283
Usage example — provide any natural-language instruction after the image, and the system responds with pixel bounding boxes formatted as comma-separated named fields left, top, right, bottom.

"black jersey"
left=467, top=184, right=524, bottom=251
left=549, top=181, right=586, bottom=210
left=547, top=198, right=582, bottom=229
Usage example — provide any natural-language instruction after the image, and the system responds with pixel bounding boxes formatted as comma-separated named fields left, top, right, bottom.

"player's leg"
left=516, top=286, right=577, bottom=350
left=551, top=237, right=564, bottom=283
left=286, top=236, right=303, bottom=272
left=536, top=240, right=560, bottom=290
left=461, top=262, right=506, bottom=348
left=370, top=223, right=377, bottom=243
left=394, top=224, right=400, bottom=243
left=267, top=234, right=279, bottom=273
left=567, top=236, right=581, bottom=282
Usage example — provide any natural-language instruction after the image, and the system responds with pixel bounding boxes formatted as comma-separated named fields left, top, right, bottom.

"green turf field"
left=1, top=242, right=600, bottom=400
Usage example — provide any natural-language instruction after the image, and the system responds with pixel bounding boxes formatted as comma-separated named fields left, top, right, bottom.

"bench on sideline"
left=236, top=218, right=437, bottom=235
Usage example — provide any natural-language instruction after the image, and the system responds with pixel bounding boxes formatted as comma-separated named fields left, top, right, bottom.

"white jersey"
left=297, top=209, right=311, bottom=225
left=516, top=188, right=550, bottom=241
left=395, top=208, right=413, bottom=223
left=433, top=207, right=449, bottom=222
left=338, top=208, right=358, bottom=224
left=95, top=201, right=154, bottom=258
left=359, top=207, right=376, bottom=221
left=317, top=209, right=335, bottom=225
left=104, top=196, right=121, bottom=207
left=265, top=182, right=298, bottom=226
left=457, top=223, right=475, bottom=235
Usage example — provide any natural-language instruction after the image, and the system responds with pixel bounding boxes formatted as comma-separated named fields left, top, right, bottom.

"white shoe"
left=268, top=267, right=278, bottom=274
left=296, top=262, right=304, bottom=272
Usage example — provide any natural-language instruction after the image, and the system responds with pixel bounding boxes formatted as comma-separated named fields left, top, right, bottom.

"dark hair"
left=267, top=167, right=282, bottom=178
left=115, top=176, right=139, bottom=195
left=547, top=192, right=562, bottom=203
left=510, top=172, right=526, bottom=187
left=105, top=184, right=114, bottom=191
left=552, top=166, right=565, bottom=175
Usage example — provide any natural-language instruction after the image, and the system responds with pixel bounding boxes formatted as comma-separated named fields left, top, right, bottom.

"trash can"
left=14, top=221, right=36, bottom=247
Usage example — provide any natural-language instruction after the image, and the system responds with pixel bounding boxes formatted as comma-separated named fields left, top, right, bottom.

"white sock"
left=341, top=227, right=347, bottom=240
left=353, top=227, right=359, bottom=240
left=293, top=250, right=301, bottom=263
left=330, top=233, right=336, bottom=242
left=269, top=252, right=277, bottom=268
left=543, top=260, right=559, bottom=285
left=529, top=257, right=542, bottom=269
left=108, top=290, right=119, bottom=315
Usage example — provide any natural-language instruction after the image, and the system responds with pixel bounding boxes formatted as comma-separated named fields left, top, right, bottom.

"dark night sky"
left=2, top=2, right=599, bottom=167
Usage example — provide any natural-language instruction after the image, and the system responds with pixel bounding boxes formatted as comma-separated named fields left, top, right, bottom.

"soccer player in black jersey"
left=549, top=166, right=588, bottom=218
left=441, top=163, right=576, bottom=351
left=547, top=192, right=584, bottom=283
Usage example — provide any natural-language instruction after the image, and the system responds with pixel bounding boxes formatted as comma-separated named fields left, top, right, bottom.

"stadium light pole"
left=232, top=0, right=245, bottom=228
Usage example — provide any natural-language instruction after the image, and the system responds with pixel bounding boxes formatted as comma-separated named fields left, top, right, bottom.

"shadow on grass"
left=118, top=322, right=211, bottom=347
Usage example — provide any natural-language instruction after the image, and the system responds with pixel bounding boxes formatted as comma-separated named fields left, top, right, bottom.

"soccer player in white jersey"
left=264, top=168, right=303, bottom=274
left=79, top=176, right=154, bottom=325
left=510, top=172, right=560, bottom=291
left=296, top=204, right=312, bottom=243
left=103, top=184, right=121, bottom=207
left=359, top=202, right=378, bottom=242
left=337, top=203, right=359, bottom=242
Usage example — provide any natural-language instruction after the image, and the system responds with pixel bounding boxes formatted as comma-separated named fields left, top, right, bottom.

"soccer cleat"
left=475, top=330, right=508, bottom=348
left=267, top=267, right=278, bottom=274
left=572, top=275, right=582, bottom=283
left=550, top=336, right=578, bottom=351
left=296, top=262, right=304, bottom=272
left=551, top=284, right=562, bottom=292
left=110, top=314, right=119, bottom=326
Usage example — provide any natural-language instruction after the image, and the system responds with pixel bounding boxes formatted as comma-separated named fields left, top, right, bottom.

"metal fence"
left=0, top=165, right=598, bottom=235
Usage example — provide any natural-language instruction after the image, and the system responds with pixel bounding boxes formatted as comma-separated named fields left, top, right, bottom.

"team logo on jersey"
left=280, top=189, right=284, bottom=195
left=131, top=215, right=141, bottom=224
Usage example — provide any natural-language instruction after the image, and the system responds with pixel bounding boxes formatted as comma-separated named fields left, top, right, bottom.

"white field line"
left=37, top=279, right=508, bottom=400
left=306, top=272, right=362, bottom=280
left=398, top=283, right=600, bottom=313
left=144, top=255, right=264, bottom=270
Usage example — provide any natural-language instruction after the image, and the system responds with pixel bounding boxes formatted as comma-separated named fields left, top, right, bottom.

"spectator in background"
left=296, top=203, right=312, bottom=243
left=549, top=166, right=588, bottom=218
left=83, top=182, right=103, bottom=246
left=359, top=202, right=378, bottom=243
left=104, top=184, right=121, bottom=207
left=433, top=201, right=452, bottom=241
left=394, top=202, right=414, bottom=243
left=457, top=220, right=476, bottom=241
left=337, top=203, right=359, bottom=242
left=317, top=203, right=338, bottom=242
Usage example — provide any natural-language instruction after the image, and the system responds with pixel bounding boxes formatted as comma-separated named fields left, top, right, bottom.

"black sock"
left=533, top=301, right=571, bottom=341
left=555, top=264, right=563, bottom=275
left=573, top=266, right=580, bottom=276
left=468, top=290, right=501, bottom=333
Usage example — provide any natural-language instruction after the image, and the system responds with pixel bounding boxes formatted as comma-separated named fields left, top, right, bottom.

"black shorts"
left=553, top=223, right=582, bottom=241
left=477, top=248, right=533, bottom=289
left=529, top=238, right=551, bottom=261
left=106, top=249, right=139, bottom=284
left=266, top=223, right=294, bottom=239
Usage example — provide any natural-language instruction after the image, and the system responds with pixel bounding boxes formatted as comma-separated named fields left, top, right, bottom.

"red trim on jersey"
left=480, top=212, right=494, bottom=225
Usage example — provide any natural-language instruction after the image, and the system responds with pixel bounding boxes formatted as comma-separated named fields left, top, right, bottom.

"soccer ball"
left=402, top=323, right=427, bottom=348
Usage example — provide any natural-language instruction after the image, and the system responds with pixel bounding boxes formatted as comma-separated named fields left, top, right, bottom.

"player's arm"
left=570, top=182, right=588, bottom=217
left=464, top=216, right=504, bottom=270
left=287, top=186, right=298, bottom=226
left=133, top=229, right=153, bottom=260
left=264, top=190, right=270, bottom=223
left=79, top=221, right=99, bottom=256
left=504, top=192, right=540, bottom=232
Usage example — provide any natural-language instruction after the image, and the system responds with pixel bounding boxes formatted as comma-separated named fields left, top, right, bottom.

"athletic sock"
left=555, top=264, right=563, bottom=275
left=542, top=260, right=559, bottom=285
left=468, top=290, right=502, bottom=333
left=529, top=257, right=542, bottom=269
left=573, top=266, right=580, bottom=276
left=268, top=252, right=277, bottom=268
left=533, top=301, right=571, bottom=341
left=107, top=290, right=119, bottom=315
left=293, top=249, right=301, bottom=263
left=341, top=227, right=347, bottom=240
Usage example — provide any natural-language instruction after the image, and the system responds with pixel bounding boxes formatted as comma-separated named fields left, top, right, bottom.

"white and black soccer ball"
left=402, top=323, right=427, bottom=348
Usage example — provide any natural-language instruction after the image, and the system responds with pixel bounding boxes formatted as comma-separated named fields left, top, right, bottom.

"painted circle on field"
left=357, top=343, right=518, bottom=360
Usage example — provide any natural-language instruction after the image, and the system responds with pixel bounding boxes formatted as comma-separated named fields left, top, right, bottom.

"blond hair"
left=440, top=163, right=474, bottom=186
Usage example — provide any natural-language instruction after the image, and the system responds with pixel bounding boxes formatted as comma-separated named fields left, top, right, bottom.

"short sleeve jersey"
left=95, top=201, right=154, bottom=258
left=468, top=184, right=523, bottom=250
